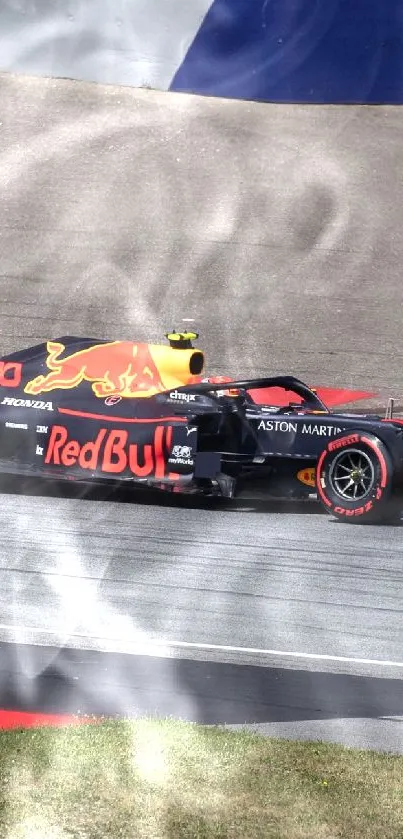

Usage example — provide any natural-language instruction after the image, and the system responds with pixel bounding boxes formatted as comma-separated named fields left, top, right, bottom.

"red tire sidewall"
left=315, top=433, right=393, bottom=520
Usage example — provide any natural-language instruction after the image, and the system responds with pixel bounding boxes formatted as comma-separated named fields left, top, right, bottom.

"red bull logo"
left=25, top=340, right=204, bottom=399
left=44, top=424, right=182, bottom=480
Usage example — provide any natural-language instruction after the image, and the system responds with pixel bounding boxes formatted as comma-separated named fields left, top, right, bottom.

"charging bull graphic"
left=24, top=340, right=204, bottom=399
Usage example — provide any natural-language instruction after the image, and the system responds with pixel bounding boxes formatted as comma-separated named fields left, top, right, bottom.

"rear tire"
left=315, top=432, right=401, bottom=524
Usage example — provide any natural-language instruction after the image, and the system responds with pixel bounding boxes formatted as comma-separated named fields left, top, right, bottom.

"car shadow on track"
left=0, top=474, right=324, bottom=516
left=2, top=474, right=402, bottom=523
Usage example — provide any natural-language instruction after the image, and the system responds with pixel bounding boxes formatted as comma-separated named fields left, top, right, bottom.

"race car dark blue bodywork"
left=0, top=334, right=402, bottom=524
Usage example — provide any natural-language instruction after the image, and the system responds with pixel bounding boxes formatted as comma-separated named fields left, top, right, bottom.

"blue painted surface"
left=170, top=0, right=403, bottom=103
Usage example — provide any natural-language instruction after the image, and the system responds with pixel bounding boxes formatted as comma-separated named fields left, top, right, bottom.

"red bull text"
left=44, top=424, right=183, bottom=480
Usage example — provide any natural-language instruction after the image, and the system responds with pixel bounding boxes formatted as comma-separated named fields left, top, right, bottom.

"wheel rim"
left=328, top=448, right=375, bottom=501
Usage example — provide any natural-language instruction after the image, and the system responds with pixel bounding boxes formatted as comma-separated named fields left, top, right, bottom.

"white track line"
left=1, top=623, right=403, bottom=669
left=169, top=642, right=403, bottom=668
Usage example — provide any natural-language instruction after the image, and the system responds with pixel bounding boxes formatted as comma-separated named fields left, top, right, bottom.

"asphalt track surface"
left=0, top=477, right=403, bottom=753
left=1, top=73, right=403, bottom=399
left=2, top=73, right=403, bottom=752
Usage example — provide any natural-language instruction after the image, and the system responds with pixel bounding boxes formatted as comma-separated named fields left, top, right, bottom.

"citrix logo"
left=169, top=390, right=196, bottom=403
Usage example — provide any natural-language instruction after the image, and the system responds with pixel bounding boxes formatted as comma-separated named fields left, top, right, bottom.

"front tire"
left=315, top=432, right=401, bottom=524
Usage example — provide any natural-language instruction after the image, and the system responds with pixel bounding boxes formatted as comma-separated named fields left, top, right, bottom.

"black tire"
left=315, top=431, right=401, bottom=524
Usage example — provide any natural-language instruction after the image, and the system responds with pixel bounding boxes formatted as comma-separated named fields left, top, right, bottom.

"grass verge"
left=0, top=718, right=402, bottom=838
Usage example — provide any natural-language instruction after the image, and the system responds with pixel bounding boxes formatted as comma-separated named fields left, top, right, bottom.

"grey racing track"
left=1, top=71, right=403, bottom=753
left=0, top=478, right=402, bottom=754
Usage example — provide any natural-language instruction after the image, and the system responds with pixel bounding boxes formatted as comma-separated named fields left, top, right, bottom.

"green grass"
left=0, top=718, right=402, bottom=838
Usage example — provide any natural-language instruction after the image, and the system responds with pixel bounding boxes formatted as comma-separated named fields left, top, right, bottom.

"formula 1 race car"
left=0, top=331, right=402, bottom=524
